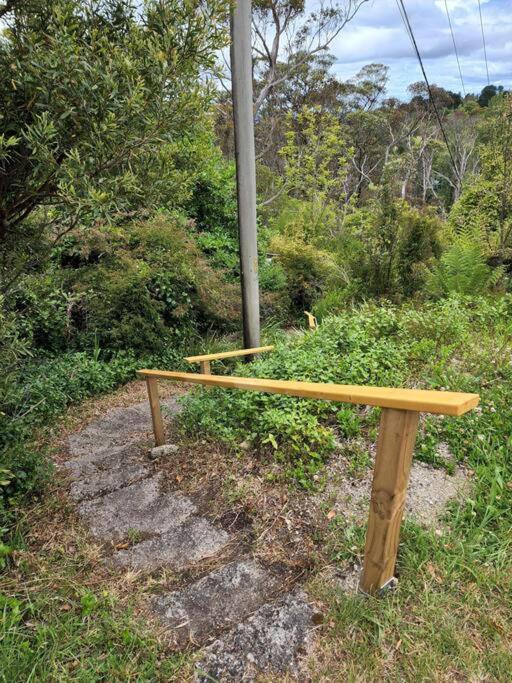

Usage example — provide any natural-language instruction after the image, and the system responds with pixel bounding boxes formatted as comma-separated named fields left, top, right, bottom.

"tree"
left=0, top=0, right=229, bottom=288
left=216, top=0, right=368, bottom=162
left=432, top=110, right=480, bottom=203
left=449, top=94, right=512, bottom=259
left=251, top=0, right=368, bottom=116
left=276, top=105, right=350, bottom=232
left=478, top=84, right=504, bottom=108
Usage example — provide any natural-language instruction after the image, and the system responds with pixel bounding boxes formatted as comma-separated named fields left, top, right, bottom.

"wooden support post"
left=305, top=311, right=317, bottom=330
left=199, top=360, right=211, bottom=375
left=146, top=377, right=165, bottom=446
left=360, top=408, right=419, bottom=594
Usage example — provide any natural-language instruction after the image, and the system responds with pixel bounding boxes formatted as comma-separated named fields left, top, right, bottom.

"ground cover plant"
left=177, top=295, right=512, bottom=679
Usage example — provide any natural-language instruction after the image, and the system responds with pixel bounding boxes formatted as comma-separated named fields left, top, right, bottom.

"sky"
left=326, top=0, right=511, bottom=99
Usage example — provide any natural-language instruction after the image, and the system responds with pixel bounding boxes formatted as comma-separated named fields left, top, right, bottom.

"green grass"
left=0, top=503, right=190, bottom=683
left=309, top=521, right=511, bottom=680
left=0, top=586, right=188, bottom=682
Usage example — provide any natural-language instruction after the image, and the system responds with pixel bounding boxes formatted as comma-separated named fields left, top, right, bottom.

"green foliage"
left=339, top=186, right=442, bottom=300
left=450, top=94, right=512, bottom=260
left=428, top=239, right=503, bottom=297
left=187, top=155, right=237, bottom=236
left=312, top=286, right=359, bottom=319
left=281, top=106, right=350, bottom=208
left=0, top=0, right=230, bottom=286
left=8, top=275, right=74, bottom=352
left=336, top=406, right=362, bottom=438
left=180, top=296, right=512, bottom=499
left=270, top=234, right=340, bottom=312
left=14, top=213, right=241, bottom=354
left=196, top=230, right=239, bottom=276
left=448, top=179, right=502, bottom=249
left=0, top=584, right=187, bottom=680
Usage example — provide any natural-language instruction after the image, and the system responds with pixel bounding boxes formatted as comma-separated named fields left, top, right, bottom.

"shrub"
left=339, top=190, right=442, bottom=301
left=179, top=303, right=413, bottom=485
left=427, top=241, right=504, bottom=297
left=6, top=275, right=74, bottom=353
left=66, top=212, right=240, bottom=352
left=186, top=156, right=237, bottom=235
left=312, top=286, right=359, bottom=319
left=270, top=235, right=340, bottom=311
left=179, top=297, right=510, bottom=487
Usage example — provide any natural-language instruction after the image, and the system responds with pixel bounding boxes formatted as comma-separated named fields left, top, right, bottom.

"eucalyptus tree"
left=251, top=0, right=368, bottom=115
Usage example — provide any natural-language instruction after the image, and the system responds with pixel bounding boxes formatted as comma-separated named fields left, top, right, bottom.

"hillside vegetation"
left=0, top=2, right=511, bottom=680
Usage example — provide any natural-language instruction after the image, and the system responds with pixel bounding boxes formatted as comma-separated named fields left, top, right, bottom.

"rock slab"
left=153, top=559, right=280, bottom=646
left=195, top=591, right=315, bottom=682
left=70, top=461, right=148, bottom=502
left=78, top=475, right=196, bottom=541
left=114, top=516, right=229, bottom=571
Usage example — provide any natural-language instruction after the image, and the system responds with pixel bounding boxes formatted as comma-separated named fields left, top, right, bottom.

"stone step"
left=195, top=591, right=315, bottom=682
left=113, top=516, right=229, bottom=572
left=67, top=398, right=181, bottom=457
left=63, top=443, right=143, bottom=477
left=152, top=559, right=281, bottom=647
left=78, top=475, right=196, bottom=542
left=69, top=461, right=149, bottom=502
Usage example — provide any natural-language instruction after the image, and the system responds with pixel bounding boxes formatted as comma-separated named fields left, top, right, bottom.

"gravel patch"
left=319, top=444, right=469, bottom=527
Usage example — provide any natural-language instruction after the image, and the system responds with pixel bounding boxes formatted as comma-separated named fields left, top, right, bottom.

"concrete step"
left=78, top=475, right=196, bottom=542
left=113, top=516, right=229, bottom=572
left=152, top=559, right=281, bottom=647
left=67, top=398, right=181, bottom=457
left=195, top=590, right=315, bottom=682
left=63, top=442, right=143, bottom=478
left=69, top=461, right=149, bottom=502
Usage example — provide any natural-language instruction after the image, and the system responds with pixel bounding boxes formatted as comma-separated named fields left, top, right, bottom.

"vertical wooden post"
left=305, top=311, right=317, bottom=330
left=146, top=377, right=165, bottom=446
left=360, top=408, right=419, bottom=595
left=199, top=360, right=211, bottom=375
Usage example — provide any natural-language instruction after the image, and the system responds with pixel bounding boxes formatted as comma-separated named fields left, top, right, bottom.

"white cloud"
left=319, top=0, right=511, bottom=97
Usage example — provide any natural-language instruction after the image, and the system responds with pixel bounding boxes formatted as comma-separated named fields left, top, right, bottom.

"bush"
left=338, top=189, right=442, bottom=301
left=186, top=156, right=237, bottom=236
left=312, top=285, right=360, bottom=319
left=270, top=235, right=340, bottom=312
left=63, top=212, right=240, bottom=352
left=7, top=275, right=74, bottom=353
left=427, top=240, right=504, bottom=297
left=179, top=302, right=412, bottom=485
left=179, top=296, right=510, bottom=487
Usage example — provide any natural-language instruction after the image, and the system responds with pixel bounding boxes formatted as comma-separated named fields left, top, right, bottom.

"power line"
left=443, top=0, right=466, bottom=96
left=395, top=0, right=461, bottom=184
left=477, top=0, right=490, bottom=86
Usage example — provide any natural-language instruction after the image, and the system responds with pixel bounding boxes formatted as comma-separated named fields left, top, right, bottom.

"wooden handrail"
left=185, top=345, right=274, bottom=363
left=185, top=345, right=274, bottom=375
left=138, top=368, right=479, bottom=596
left=138, top=370, right=479, bottom=416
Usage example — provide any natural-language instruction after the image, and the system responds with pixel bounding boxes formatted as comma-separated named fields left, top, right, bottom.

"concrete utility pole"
left=230, top=0, right=260, bottom=349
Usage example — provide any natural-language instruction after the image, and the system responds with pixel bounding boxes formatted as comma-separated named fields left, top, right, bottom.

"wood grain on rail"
left=137, top=370, right=479, bottom=416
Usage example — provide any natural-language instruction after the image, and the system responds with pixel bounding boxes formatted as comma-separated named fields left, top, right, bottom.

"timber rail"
left=137, top=368, right=479, bottom=595
left=185, top=345, right=274, bottom=374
